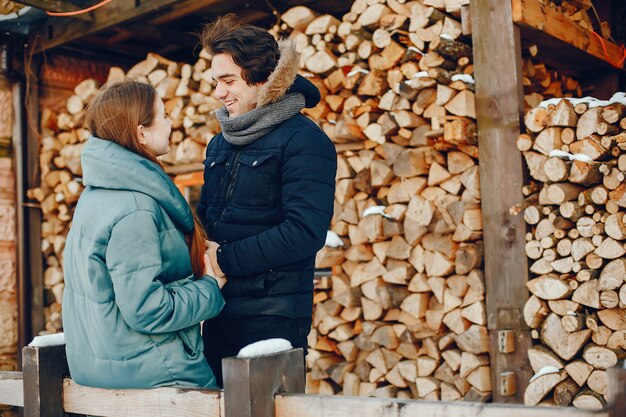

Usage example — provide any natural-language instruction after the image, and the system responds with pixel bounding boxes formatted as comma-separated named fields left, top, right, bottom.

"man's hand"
left=204, top=253, right=227, bottom=288
left=206, top=240, right=226, bottom=278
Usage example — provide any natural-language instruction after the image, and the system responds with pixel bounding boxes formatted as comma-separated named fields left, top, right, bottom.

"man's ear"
left=137, top=125, right=147, bottom=145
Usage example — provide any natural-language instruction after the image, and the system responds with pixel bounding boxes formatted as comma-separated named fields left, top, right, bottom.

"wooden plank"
left=223, top=349, right=305, bottom=417
left=14, top=0, right=93, bottom=21
left=512, top=0, right=625, bottom=69
left=30, top=0, right=221, bottom=53
left=12, top=81, right=27, bottom=367
left=22, top=345, right=68, bottom=417
left=0, top=371, right=24, bottom=407
left=150, top=0, right=225, bottom=24
left=472, top=0, right=532, bottom=404
left=63, top=379, right=222, bottom=417
left=275, top=394, right=607, bottom=417
left=607, top=362, right=626, bottom=417
left=24, top=55, right=44, bottom=342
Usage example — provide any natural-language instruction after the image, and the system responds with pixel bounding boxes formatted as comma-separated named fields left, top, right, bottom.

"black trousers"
left=202, top=315, right=311, bottom=387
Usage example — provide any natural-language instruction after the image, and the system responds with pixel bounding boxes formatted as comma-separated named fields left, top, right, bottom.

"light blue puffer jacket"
left=62, top=135, right=225, bottom=389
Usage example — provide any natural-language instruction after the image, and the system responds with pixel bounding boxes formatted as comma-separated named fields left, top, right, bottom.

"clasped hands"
left=204, top=240, right=227, bottom=288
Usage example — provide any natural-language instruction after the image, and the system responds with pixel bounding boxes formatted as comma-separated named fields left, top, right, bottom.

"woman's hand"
left=204, top=253, right=227, bottom=289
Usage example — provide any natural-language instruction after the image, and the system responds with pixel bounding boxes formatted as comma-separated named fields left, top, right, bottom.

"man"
left=197, top=14, right=337, bottom=386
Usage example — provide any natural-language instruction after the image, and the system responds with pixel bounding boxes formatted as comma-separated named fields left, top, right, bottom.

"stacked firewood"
left=537, top=0, right=598, bottom=34
left=522, top=52, right=583, bottom=111
left=273, top=1, right=491, bottom=401
left=28, top=52, right=222, bottom=333
left=519, top=97, right=626, bottom=410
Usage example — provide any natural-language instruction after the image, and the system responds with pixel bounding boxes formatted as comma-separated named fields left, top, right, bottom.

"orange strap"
left=46, top=0, right=112, bottom=16
left=590, top=30, right=626, bottom=69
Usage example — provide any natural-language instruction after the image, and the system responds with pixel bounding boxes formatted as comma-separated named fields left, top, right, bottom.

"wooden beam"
left=472, top=0, right=532, bottom=404
left=0, top=371, right=23, bottom=407
left=11, top=79, right=27, bottom=369
left=150, top=0, right=224, bottom=24
left=22, top=345, right=68, bottom=417
left=23, top=54, right=45, bottom=343
left=14, top=0, right=85, bottom=13
left=275, top=394, right=607, bottom=417
left=608, top=362, right=626, bottom=417
left=512, top=0, right=625, bottom=70
left=30, top=0, right=221, bottom=53
left=13, top=0, right=93, bottom=21
left=63, top=379, right=222, bottom=416
left=223, top=349, right=305, bottom=417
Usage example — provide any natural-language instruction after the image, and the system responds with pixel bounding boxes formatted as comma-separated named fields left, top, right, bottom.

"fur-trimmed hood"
left=256, top=39, right=320, bottom=109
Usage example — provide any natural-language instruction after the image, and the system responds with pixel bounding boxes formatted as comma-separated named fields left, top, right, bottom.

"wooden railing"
left=0, top=344, right=624, bottom=417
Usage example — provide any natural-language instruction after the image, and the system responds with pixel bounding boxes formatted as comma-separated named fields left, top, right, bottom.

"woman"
left=62, top=80, right=226, bottom=389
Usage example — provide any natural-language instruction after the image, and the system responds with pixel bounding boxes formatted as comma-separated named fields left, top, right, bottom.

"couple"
left=61, top=15, right=337, bottom=389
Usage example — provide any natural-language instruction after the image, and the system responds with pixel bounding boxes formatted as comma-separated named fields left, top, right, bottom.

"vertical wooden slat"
left=23, top=53, right=44, bottom=342
left=22, top=345, right=69, bottom=417
left=13, top=77, right=27, bottom=369
left=222, top=349, right=305, bottom=417
left=472, top=0, right=532, bottom=403
left=607, top=362, right=626, bottom=417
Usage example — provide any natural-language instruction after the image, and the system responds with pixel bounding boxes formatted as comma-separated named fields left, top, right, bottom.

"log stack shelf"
left=512, top=0, right=625, bottom=73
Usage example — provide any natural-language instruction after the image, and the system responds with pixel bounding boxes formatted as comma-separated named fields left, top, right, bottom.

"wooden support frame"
left=30, top=0, right=223, bottom=53
left=222, top=349, right=305, bottom=417
left=13, top=1, right=93, bottom=21
left=0, top=371, right=23, bottom=407
left=1, top=347, right=625, bottom=417
left=63, top=380, right=223, bottom=416
left=274, top=394, right=608, bottom=417
left=471, top=0, right=532, bottom=404
left=22, top=54, right=45, bottom=345
left=22, top=345, right=68, bottom=417
left=512, top=0, right=625, bottom=70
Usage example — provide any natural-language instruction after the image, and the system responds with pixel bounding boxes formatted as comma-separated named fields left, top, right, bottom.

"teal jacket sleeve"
left=106, top=210, right=225, bottom=334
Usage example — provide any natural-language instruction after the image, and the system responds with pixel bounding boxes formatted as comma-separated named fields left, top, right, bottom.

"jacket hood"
left=256, top=39, right=320, bottom=109
left=81, top=136, right=194, bottom=233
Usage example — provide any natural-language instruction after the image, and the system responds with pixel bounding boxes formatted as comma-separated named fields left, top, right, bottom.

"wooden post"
left=223, top=349, right=305, bottom=417
left=22, top=345, right=69, bottom=417
left=607, top=361, right=626, bottom=417
left=472, top=0, right=532, bottom=403
left=21, top=52, right=44, bottom=343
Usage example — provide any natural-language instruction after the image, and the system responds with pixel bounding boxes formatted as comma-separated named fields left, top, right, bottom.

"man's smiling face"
left=212, top=53, right=262, bottom=117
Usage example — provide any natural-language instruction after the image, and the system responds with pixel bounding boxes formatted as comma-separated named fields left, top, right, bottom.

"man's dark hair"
left=201, top=14, right=280, bottom=85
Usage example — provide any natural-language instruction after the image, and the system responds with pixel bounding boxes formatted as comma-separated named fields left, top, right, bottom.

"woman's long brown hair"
left=84, top=80, right=207, bottom=278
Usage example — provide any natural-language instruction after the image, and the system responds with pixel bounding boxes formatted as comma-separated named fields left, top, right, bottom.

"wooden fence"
left=0, top=344, right=624, bottom=417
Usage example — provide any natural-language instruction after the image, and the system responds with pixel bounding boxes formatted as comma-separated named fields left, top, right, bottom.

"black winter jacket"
left=197, top=75, right=337, bottom=319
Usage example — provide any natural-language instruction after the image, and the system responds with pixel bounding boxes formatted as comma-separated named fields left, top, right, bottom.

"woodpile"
left=536, top=0, right=600, bottom=35
left=520, top=96, right=626, bottom=410
left=276, top=1, right=491, bottom=401
left=28, top=52, right=222, bottom=334
left=521, top=49, right=583, bottom=111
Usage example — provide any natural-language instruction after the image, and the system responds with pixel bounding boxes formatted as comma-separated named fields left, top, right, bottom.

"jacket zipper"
left=211, top=151, right=241, bottom=231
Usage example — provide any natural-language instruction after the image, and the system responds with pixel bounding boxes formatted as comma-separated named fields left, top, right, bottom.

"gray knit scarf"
left=216, top=93, right=306, bottom=146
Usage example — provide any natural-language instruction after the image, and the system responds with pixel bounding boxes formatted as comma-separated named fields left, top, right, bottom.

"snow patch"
left=362, top=205, right=391, bottom=218
left=325, top=231, right=344, bottom=248
left=451, top=74, right=475, bottom=84
left=237, top=338, right=293, bottom=358
left=29, top=333, right=65, bottom=347
left=549, top=149, right=592, bottom=163
left=529, top=365, right=561, bottom=383
left=539, top=92, right=626, bottom=109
